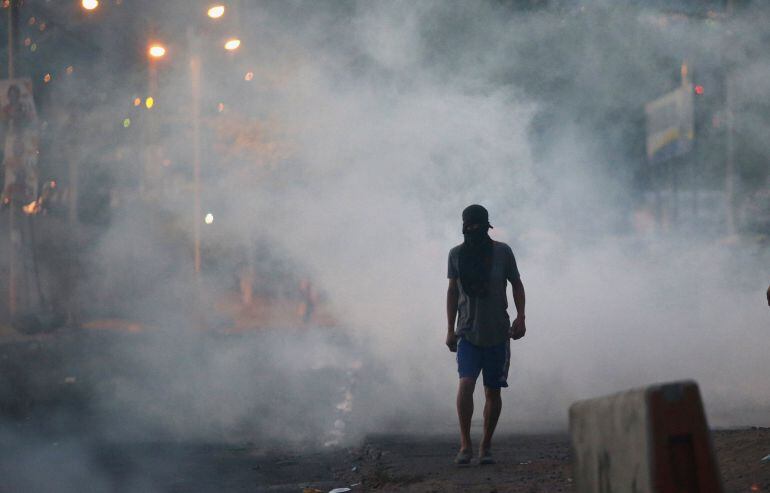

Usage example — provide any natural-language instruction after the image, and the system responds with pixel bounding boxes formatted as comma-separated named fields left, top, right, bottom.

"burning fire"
left=22, top=180, right=56, bottom=215
left=22, top=200, right=41, bottom=215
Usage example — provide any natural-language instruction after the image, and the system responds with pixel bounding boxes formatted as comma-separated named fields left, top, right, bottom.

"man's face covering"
left=463, top=223, right=489, bottom=245
left=459, top=205, right=494, bottom=298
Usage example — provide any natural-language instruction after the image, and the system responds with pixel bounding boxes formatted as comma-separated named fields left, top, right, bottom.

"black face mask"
left=459, top=225, right=492, bottom=298
left=463, top=226, right=488, bottom=246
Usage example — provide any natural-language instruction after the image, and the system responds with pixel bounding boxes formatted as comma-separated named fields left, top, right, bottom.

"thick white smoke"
left=4, top=3, right=770, bottom=472
left=196, top=0, right=769, bottom=432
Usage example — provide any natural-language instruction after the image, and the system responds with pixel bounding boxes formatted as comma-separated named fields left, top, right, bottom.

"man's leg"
left=480, top=386, right=502, bottom=454
left=457, top=377, right=476, bottom=453
left=479, top=340, right=509, bottom=457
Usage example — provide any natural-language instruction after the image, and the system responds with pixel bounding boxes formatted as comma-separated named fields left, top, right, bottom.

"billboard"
left=0, top=78, right=39, bottom=204
left=645, top=83, right=694, bottom=164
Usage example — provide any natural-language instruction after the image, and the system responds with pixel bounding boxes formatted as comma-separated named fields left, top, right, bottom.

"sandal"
left=454, top=450, right=472, bottom=465
left=479, top=450, right=495, bottom=465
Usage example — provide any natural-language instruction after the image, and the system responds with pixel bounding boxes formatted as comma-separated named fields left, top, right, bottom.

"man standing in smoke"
left=446, top=204, right=526, bottom=465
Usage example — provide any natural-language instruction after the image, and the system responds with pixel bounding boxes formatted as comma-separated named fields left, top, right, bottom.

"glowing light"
left=244, top=71, right=254, bottom=81
left=217, top=102, right=225, bottom=113
left=224, top=38, right=241, bottom=51
left=204, top=213, right=214, bottom=225
left=43, top=73, right=51, bottom=83
left=23, top=200, right=40, bottom=215
left=148, top=44, right=166, bottom=58
left=207, top=5, right=225, bottom=18
left=145, top=97, right=155, bottom=109
left=133, top=97, right=141, bottom=107
left=30, top=43, right=37, bottom=52
left=694, top=85, right=704, bottom=95
left=123, top=118, right=131, bottom=128
left=81, top=0, right=99, bottom=11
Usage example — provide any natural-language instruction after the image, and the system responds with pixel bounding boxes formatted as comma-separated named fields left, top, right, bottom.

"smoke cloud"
left=2, top=5, right=770, bottom=489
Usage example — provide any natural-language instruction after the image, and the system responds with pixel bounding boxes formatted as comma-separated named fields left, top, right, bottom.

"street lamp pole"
left=145, top=44, right=165, bottom=196
left=187, top=27, right=202, bottom=277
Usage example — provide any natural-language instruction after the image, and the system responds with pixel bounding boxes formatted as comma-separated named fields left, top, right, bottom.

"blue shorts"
left=457, top=337, right=510, bottom=389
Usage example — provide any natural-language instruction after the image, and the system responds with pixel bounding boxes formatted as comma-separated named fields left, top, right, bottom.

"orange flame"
left=22, top=200, right=40, bottom=215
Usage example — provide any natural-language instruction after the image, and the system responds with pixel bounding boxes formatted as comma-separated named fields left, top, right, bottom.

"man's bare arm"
left=511, top=277, right=526, bottom=339
left=512, top=278, right=525, bottom=317
left=446, top=279, right=459, bottom=351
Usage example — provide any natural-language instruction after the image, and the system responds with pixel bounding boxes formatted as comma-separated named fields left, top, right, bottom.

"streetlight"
left=207, top=4, right=225, bottom=19
left=81, top=0, right=99, bottom=10
left=224, top=38, right=241, bottom=51
left=148, top=43, right=166, bottom=59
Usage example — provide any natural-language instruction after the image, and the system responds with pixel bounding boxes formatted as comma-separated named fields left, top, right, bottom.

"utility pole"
left=724, top=0, right=736, bottom=236
left=6, top=0, right=21, bottom=317
left=67, top=116, right=79, bottom=325
left=186, top=26, right=205, bottom=331
left=188, top=27, right=202, bottom=278
left=725, top=74, right=735, bottom=236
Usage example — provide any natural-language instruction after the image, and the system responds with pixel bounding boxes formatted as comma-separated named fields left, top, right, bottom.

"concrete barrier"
left=569, top=380, right=722, bottom=493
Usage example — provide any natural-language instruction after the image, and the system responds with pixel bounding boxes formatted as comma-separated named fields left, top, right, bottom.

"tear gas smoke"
left=3, top=1, right=770, bottom=475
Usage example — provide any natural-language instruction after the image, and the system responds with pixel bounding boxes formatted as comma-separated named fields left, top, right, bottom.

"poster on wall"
left=0, top=78, right=39, bottom=205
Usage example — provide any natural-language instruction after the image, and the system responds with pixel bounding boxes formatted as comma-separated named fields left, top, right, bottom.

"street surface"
left=0, top=330, right=768, bottom=492
left=2, top=426, right=768, bottom=492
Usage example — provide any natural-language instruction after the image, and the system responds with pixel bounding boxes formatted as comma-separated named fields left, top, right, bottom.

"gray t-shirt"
left=448, top=241, right=520, bottom=347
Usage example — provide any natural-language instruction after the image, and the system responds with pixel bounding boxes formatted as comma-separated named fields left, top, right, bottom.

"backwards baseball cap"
left=462, top=204, right=493, bottom=228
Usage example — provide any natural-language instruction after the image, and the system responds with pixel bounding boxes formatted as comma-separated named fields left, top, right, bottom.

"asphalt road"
left=2, top=427, right=768, bottom=492
left=1, top=330, right=768, bottom=492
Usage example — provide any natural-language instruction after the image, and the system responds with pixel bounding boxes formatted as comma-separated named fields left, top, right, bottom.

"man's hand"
left=446, top=330, right=458, bottom=352
left=510, top=315, right=526, bottom=340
